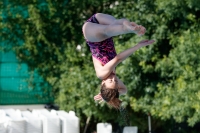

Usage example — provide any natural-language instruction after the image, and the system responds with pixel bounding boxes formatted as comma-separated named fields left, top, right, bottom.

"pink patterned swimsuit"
left=86, top=14, right=117, bottom=65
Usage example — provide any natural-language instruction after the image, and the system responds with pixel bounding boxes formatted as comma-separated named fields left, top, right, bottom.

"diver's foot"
left=123, top=21, right=146, bottom=35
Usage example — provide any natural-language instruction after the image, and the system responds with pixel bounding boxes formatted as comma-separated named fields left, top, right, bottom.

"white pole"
left=148, top=113, right=151, bottom=133
left=83, top=116, right=91, bottom=133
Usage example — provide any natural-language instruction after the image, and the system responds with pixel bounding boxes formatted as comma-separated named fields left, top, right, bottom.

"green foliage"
left=126, top=0, right=200, bottom=128
left=1, top=0, right=200, bottom=132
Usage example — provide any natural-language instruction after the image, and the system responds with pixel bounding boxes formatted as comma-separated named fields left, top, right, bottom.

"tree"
left=124, top=0, right=200, bottom=127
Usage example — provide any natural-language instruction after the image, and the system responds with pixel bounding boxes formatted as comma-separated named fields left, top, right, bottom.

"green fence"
left=0, top=50, right=53, bottom=105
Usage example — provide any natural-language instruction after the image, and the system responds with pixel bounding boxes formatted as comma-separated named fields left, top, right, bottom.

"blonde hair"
left=100, top=83, right=122, bottom=109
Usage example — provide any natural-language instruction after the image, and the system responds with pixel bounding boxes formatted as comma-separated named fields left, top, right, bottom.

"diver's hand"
left=94, top=93, right=104, bottom=103
left=137, top=40, right=155, bottom=47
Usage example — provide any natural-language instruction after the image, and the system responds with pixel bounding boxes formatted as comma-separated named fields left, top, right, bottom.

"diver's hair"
left=100, top=83, right=122, bottom=109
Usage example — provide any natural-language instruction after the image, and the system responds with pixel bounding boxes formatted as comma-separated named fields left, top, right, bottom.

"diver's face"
left=102, top=73, right=118, bottom=89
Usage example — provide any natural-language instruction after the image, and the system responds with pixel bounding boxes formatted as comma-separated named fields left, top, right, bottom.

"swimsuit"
left=86, top=14, right=117, bottom=65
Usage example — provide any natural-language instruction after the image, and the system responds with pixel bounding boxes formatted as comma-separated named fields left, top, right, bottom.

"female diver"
left=82, top=13, right=155, bottom=109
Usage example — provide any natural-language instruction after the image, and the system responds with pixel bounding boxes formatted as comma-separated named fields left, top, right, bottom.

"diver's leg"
left=82, top=21, right=144, bottom=42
